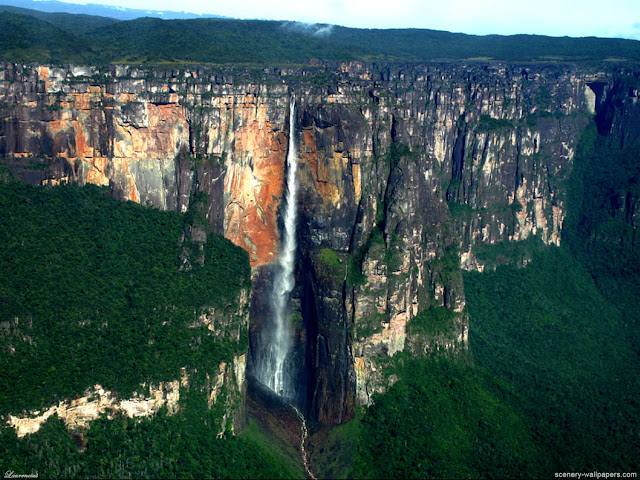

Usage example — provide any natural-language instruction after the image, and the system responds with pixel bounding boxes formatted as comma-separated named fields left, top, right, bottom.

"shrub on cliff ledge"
left=317, top=247, right=345, bottom=281
left=476, top=115, right=514, bottom=134
left=407, top=305, right=457, bottom=337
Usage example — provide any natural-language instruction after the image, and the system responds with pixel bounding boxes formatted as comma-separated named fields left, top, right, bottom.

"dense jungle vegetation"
left=0, top=7, right=639, bottom=65
left=0, top=182, right=251, bottom=415
left=1, top=394, right=292, bottom=478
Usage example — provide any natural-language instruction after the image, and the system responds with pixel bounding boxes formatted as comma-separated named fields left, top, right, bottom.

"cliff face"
left=1, top=61, right=635, bottom=424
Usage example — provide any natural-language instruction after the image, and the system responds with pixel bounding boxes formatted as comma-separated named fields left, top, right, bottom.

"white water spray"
left=258, top=97, right=298, bottom=397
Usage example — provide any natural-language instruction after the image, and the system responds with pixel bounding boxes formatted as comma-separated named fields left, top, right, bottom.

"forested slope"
left=0, top=7, right=639, bottom=65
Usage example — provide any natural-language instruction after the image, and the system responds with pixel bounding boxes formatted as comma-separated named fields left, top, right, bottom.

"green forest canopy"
left=0, top=181, right=250, bottom=415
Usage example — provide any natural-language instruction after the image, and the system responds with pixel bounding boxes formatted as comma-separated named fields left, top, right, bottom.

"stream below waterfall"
left=246, top=376, right=316, bottom=479
left=291, top=405, right=315, bottom=480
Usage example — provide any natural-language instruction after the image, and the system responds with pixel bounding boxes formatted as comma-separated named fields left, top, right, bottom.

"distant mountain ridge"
left=0, top=4, right=117, bottom=34
left=0, top=0, right=227, bottom=20
left=0, top=3, right=639, bottom=65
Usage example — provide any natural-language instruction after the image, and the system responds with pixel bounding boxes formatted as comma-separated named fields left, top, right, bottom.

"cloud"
left=628, top=24, right=640, bottom=40
left=312, top=25, right=334, bottom=37
left=280, top=21, right=334, bottom=38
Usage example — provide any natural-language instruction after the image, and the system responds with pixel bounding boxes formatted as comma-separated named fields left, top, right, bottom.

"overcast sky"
left=57, top=0, right=640, bottom=39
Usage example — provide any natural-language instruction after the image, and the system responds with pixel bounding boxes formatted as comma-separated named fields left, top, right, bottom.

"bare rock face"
left=1, top=61, right=637, bottom=425
left=7, top=381, right=183, bottom=438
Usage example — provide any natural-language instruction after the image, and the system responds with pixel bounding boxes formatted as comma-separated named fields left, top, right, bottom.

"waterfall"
left=257, top=96, right=298, bottom=397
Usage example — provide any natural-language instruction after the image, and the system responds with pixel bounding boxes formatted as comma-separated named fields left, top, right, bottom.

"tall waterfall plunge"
left=256, top=97, right=298, bottom=397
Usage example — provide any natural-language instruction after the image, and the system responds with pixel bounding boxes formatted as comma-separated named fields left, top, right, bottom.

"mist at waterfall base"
left=254, top=98, right=299, bottom=400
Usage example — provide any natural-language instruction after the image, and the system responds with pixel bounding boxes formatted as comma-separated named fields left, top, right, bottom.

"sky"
left=53, top=0, right=640, bottom=40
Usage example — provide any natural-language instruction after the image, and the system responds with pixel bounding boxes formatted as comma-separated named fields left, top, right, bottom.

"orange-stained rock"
left=71, top=120, right=91, bottom=157
left=38, top=65, right=49, bottom=87
left=5, top=65, right=298, bottom=268
left=298, top=127, right=349, bottom=208
left=38, top=66, right=49, bottom=83
left=120, top=93, right=136, bottom=103
left=85, top=157, right=109, bottom=186
left=221, top=102, right=287, bottom=268
left=113, top=102, right=188, bottom=161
